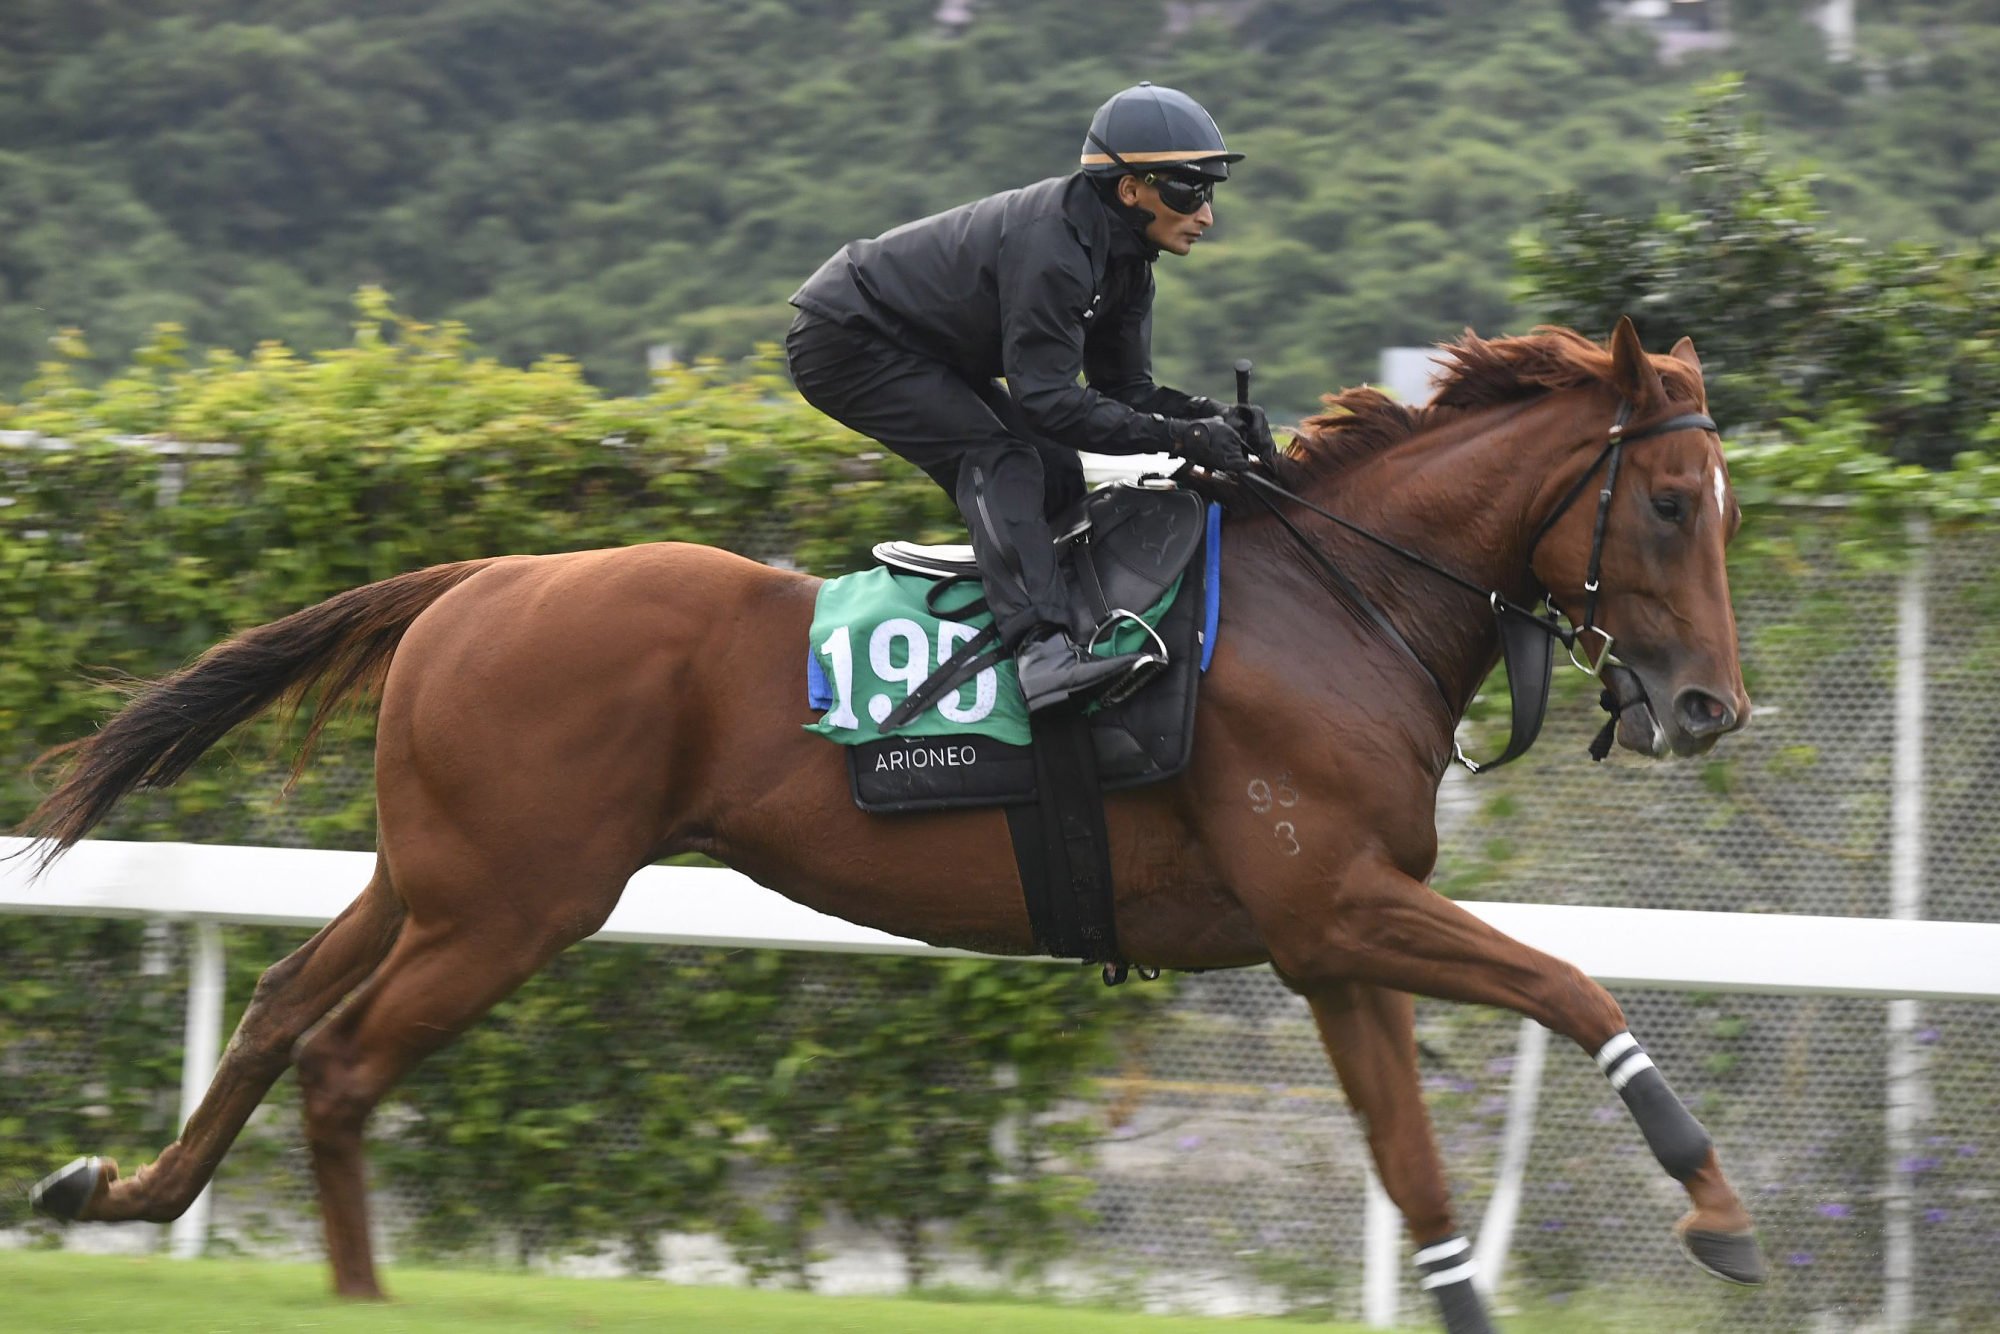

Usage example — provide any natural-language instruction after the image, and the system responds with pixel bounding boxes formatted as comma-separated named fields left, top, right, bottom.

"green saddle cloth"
left=805, top=568, right=1181, bottom=748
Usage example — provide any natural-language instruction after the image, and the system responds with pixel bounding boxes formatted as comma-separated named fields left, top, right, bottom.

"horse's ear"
left=1668, top=336, right=1708, bottom=409
left=1608, top=315, right=1667, bottom=414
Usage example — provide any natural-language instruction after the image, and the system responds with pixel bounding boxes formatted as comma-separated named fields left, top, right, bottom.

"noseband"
left=1235, top=400, right=1718, bottom=772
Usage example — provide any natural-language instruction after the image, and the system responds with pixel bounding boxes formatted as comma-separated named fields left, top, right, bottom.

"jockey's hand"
left=1224, top=402, right=1277, bottom=459
left=1169, top=415, right=1252, bottom=473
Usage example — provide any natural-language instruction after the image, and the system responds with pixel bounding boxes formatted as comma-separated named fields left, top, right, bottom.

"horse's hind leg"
left=1270, top=856, right=1765, bottom=1287
left=32, top=866, right=406, bottom=1225
left=1299, top=980, right=1496, bottom=1334
left=292, top=878, right=619, bottom=1299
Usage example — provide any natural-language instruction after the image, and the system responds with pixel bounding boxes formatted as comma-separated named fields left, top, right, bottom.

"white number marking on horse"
left=1251, top=777, right=1303, bottom=853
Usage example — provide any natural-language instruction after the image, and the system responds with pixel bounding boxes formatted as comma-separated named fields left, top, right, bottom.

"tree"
left=1515, top=76, right=1999, bottom=467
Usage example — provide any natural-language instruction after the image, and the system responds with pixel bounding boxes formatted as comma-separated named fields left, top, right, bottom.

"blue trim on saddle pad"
left=1201, top=502, right=1221, bottom=672
left=806, top=652, right=834, bottom=710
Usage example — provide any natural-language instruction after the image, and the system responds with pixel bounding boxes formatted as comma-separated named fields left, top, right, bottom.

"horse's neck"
left=1283, top=391, right=1596, bottom=714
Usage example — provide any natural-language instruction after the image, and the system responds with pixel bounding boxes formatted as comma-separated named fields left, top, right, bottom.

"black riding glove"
left=1168, top=415, right=1251, bottom=473
left=1225, top=403, right=1277, bottom=459
left=1185, top=396, right=1228, bottom=419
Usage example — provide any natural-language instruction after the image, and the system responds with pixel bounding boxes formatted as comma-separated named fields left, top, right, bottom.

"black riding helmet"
left=1080, top=83, right=1242, bottom=219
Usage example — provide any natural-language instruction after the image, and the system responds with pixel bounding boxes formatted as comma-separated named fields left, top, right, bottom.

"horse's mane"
left=1284, top=326, right=1705, bottom=481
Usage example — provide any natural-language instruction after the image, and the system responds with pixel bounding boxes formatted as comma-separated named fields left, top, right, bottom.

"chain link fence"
left=3, top=516, right=1994, bottom=1332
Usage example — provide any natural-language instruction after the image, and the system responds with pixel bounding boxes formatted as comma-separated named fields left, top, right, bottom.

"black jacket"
left=790, top=173, right=1202, bottom=454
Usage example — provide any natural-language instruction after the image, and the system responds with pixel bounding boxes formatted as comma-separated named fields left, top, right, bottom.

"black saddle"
left=849, top=481, right=1214, bottom=814
left=875, top=480, right=1207, bottom=647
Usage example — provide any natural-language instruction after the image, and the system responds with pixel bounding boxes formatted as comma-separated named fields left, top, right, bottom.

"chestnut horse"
left=17, top=318, right=1758, bottom=1333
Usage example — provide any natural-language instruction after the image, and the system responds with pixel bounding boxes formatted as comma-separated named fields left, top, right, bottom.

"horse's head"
left=1532, top=317, right=1748, bottom=758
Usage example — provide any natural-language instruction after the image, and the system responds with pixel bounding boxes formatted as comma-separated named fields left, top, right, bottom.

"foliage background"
left=3, top=1, right=1998, bottom=424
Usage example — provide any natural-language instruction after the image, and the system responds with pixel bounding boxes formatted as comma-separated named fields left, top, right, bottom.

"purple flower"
left=1540, top=1218, right=1567, bottom=1232
left=1176, top=1134, right=1203, bottom=1151
left=1915, top=1027, right=1939, bottom=1044
left=1488, top=1057, right=1516, bottom=1076
left=1900, top=1156, right=1941, bottom=1175
left=1817, top=1203, right=1852, bottom=1220
left=1788, top=1252, right=1815, bottom=1267
left=1924, top=1208, right=1949, bottom=1225
left=1959, top=1144, right=1980, bottom=1158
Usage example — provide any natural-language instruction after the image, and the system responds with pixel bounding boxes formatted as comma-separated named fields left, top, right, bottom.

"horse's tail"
left=11, top=558, right=502, bottom=872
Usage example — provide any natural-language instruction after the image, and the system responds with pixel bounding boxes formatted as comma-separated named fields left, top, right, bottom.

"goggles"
left=1145, top=171, right=1215, bottom=215
left=1085, top=132, right=1220, bottom=216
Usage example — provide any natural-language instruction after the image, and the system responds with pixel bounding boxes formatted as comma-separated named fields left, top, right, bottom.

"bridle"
left=1524, top=401, right=1720, bottom=680
left=1234, top=399, right=1720, bottom=772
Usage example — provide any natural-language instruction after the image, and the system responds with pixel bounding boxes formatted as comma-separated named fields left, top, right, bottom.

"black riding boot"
left=957, top=455, right=1155, bottom=711
left=1015, top=625, right=1158, bottom=713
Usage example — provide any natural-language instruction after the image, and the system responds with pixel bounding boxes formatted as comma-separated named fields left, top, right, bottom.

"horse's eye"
left=1651, top=493, right=1686, bottom=523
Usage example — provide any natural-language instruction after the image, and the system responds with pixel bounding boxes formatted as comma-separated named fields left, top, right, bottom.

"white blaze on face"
left=1711, top=464, right=1727, bottom=518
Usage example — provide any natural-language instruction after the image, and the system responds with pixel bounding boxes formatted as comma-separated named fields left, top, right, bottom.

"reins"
left=1233, top=401, right=1719, bottom=771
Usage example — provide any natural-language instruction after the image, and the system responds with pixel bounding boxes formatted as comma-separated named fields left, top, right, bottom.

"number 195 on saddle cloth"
left=804, top=568, right=1181, bottom=748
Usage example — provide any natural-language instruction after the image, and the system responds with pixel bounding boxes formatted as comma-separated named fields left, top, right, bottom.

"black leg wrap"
left=1431, top=1280, right=1498, bottom=1334
left=1618, top=1065, right=1712, bottom=1182
left=1416, top=1235, right=1495, bottom=1334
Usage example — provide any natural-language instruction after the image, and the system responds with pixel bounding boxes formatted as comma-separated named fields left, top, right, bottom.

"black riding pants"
left=785, top=311, right=1082, bottom=644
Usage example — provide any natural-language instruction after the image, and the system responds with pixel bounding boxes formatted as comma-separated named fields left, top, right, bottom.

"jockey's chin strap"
left=1233, top=400, right=1718, bottom=772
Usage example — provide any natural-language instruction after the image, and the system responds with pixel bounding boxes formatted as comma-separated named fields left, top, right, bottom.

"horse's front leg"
left=1297, top=979, right=1496, bottom=1334
left=1268, top=855, right=1766, bottom=1288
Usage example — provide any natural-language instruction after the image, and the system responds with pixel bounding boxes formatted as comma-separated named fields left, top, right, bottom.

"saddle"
left=876, top=480, right=1208, bottom=649
left=812, top=481, right=1218, bottom=977
left=849, top=481, right=1213, bottom=812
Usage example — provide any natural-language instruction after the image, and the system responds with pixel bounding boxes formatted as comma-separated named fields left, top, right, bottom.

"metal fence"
left=3, top=514, right=1994, bottom=1332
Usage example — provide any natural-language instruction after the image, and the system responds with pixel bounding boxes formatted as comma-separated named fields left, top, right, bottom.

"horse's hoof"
left=1679, top=1226, right=1768, bottom=1286
left=29, top=1156, right=109, bottom=1221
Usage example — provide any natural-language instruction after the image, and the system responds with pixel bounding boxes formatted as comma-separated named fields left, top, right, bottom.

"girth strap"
left=1003, top=706, right=1122, bottom=966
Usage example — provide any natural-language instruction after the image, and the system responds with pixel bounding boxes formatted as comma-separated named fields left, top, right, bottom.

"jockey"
left=787, top=82, right=1272, bottom=713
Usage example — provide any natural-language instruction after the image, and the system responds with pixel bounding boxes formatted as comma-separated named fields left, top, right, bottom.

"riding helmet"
left=1080, top=82, right=1244, bottom=181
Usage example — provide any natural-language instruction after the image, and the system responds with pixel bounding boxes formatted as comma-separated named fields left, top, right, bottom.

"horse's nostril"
left=1675, top=688, right=1737, bottom=736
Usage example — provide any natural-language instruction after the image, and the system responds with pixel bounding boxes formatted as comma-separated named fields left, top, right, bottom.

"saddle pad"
left=804, top=503, right=1221, bottom=812
left=804, top=570, right=1181, bottom=748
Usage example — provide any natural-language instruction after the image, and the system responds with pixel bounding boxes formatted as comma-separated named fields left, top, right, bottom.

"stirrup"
left=1088, top=609, right=1169, bottom=706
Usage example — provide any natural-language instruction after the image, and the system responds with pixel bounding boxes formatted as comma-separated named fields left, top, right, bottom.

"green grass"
left=0, top=1251, right=1362, bottom=1333
left=0, top=1250, right=1736, bottom=1331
